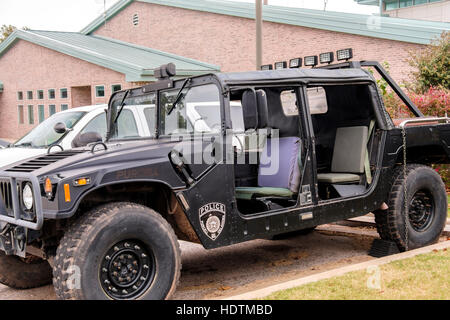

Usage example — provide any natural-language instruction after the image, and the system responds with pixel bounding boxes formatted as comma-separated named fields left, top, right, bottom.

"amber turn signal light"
left=64, top=184, right=71, bottom=202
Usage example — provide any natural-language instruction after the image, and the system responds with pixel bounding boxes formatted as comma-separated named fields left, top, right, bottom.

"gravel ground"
left=0, top=226, right=376, bottom=300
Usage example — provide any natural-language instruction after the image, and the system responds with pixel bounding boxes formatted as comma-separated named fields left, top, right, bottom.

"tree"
left=0, top=25, right=30, bottom=44
left=0, top=25, right=16, bottom=43
left=408, top=32, right=450, bottom=93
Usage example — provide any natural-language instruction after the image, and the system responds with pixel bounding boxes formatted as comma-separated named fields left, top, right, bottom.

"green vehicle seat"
left=317, top=126, right=368, bottom=184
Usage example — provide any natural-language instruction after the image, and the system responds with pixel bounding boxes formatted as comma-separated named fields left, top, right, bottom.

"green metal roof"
left=0, top=30, right=220, bottom=82
left=82, top=0, right=449, bottom=45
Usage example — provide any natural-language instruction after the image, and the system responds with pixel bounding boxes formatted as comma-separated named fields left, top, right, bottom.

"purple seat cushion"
left=258, top=136, right=301, bottom=193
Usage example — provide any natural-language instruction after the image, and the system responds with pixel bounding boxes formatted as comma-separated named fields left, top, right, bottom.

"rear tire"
left=0, top=252, right=52, bottom=289
left=53, top=202, right=181, bottom=300
left=377, top=165, right=447, bottom=251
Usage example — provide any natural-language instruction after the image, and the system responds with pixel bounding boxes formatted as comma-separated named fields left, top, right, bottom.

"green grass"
left=263, top=249, right=450, bottom=300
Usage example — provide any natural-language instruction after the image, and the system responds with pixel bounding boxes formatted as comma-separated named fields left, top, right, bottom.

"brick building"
left=0, top=0, right=448, bottom=139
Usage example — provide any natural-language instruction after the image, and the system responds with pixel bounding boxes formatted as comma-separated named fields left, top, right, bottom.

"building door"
left=71, top=86, right=92, bottom=107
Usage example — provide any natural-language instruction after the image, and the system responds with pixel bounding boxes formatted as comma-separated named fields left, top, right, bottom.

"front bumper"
left=0, top=171, right=43, bottom=230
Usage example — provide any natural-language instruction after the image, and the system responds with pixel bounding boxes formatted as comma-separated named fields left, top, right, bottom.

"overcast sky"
left=0, top=0, right=379, bottom=32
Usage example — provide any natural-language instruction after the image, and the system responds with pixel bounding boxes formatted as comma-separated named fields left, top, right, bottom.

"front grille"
left=6, top=150, right=86, bottom=173
left=0, top=180, right=13, bottom=213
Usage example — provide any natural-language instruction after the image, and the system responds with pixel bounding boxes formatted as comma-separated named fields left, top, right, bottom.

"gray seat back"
left=331, top=126, right=368, bottom=174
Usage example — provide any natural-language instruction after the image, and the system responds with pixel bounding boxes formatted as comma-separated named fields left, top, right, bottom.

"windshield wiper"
left=114, top=90, right=131, bottom=123
left=168, top=78, right=191, bottom=116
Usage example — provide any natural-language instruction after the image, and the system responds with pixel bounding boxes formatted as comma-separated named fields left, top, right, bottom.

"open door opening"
left=308, top=83, right=382, bottom=200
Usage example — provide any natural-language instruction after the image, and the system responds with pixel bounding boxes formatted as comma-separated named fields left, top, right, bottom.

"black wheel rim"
left=99, top=240, right=155, bottom=299
left=408, top=189, right=434, bottom=232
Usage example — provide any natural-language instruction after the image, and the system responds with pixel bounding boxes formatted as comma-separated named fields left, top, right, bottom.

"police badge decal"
left=199, top=202, right=226, bottom=240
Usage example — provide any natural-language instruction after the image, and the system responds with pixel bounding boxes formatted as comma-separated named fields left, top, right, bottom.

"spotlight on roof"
left=336, top=48, right=353, bottom=61
left=261, top=64, right=273, bottom=71
left=289, top=58, right=302, bottom=68
left=304, top=55, right=318, bottom=67
left=319, top=52, right=334, bottom=64
left=154, top=63, right=176, bottom=80
left=274, top=61, right=287, bottom=70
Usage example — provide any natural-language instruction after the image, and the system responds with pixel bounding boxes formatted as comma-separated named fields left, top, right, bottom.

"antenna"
left=324, top=0, right=328, bottom=11
left=103, top=0, right=107, bottom=29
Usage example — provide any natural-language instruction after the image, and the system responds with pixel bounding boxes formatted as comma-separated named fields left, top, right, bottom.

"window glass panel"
left=28, top=105, right=34, bottom=124
left=17, top=92, right=23, bottom=100
left=27, top=91, right=33, bottom=100
left=80, top=113, right=107, bottom=140
left=112, top=84, right=122, bottom=93
left=385, top=0, right=399, bottom=9
left=37, top=90, right=44, bottom=99
left=399, top=0, right=413, bottom=7
left=143, top=107, right=156, bottom=136
left=96, top=85, right=105, bottom=97
left=117, top=109, right=139, bottom=138
left=48, top=89, right=55, bottom=99
left=60, top=88, right=68, bottom=99
left=110, top=93, right=156, bottom=140
left=307, top=87, right=328, bottom=114
left=49, top=105, right=56, bottom=116
left=160, top=84, right=221, bottom=135
left=18, top=105, right=24, bottom=124
left=280, top=90, right=298, bottom=116
left=61, top=104, right=69, bottom=111
left=38, top=105, right=45, bottom=123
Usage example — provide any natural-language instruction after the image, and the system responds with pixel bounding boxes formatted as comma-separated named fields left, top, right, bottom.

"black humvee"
left=0, top=61, right=448, bottom=300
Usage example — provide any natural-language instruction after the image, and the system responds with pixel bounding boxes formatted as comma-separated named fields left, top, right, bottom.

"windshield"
left=109, top=93, right=156, bottom=140
left=160, top=84, right=221, bottom=136
left=14, top=111, right=86, bottom=148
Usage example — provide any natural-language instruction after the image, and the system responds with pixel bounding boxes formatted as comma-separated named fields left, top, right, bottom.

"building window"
left=399, top=0, right=413, bottom=7
left=112, top=84, right=122, bottom=93
left=132, top=13, right=139, bottom=26
left=17, top=92, right=23, bottom=100
left=48, top=89, right=55, bottom=99
left=60, top=88, right=68, bottom=99
left=18, top=105, right=24, bottom=124
left=61, top=104, right=69, bottom=111
left=38, top=105, right=45, bottom=123
left=49, top=105, right=56, bottom=116
left=414, top=0, right=428, bottom=4
left=27, top=91, right=33, bottom=100
left=95, top=85, right=105, bottom=98
left=37, top=90, right=44, bottom=99
left=28, top=105, right=34, bottom=124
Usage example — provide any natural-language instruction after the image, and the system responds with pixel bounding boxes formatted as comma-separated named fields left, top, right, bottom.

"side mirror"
left=72, top=132, right=102, bottom=148
left=54, top=122, right=67, bottom=134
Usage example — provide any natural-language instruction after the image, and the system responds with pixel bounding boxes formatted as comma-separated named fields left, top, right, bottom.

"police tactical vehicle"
left=0, top=58, right=448, bottom=300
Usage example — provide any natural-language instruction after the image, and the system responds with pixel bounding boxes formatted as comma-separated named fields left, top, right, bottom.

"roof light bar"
left=336, top=48, right=353, bottom=61
left=304, top=55, right=318, bottom=67
left=319, top=52, right=334, bottom=64
left=289, top=58, right=302, bottom=68
left=260, top=64, right=273, bottom=71
left=274, top=61, right=287, bottom=70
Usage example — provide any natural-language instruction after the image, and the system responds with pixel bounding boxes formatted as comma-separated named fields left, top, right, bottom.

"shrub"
left=408, top=32, right=450, bottom=93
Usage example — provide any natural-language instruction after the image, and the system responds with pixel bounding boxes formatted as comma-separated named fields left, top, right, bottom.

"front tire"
left=376, top=165, right=447, bottom=251
left=53, top=202, right=181, bottom=300
left=0, top=252, right=52, bottom=289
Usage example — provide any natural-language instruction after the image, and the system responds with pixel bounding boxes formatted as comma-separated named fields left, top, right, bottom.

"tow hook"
left=14, top=227, right=26, bottom=252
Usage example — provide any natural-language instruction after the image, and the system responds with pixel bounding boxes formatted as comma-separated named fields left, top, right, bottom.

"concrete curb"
left=222, top=240, right=450, bottom=300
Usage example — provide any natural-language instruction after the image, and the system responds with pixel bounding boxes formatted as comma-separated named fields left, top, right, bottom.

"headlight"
left=22, top=183, right=34, bottom=210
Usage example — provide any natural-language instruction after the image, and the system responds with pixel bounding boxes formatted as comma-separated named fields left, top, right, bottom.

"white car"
left=0, top=104, right=154, bottom=168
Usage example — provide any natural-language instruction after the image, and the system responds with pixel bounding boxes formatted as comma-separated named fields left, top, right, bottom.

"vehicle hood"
left=0, top=147, right=46, bottom=169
